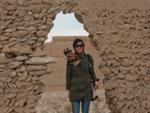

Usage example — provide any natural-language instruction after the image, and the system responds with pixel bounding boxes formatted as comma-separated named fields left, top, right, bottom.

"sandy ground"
left=36, top=90, right=111, bottom=113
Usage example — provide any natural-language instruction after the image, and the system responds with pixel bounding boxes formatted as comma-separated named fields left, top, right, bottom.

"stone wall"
left=95, top=8, right=150, bottom=113
left=0, top=0, right=150, bottom=113
left=76, top=1, right=150, bottom=113
left=0, top=0, right=60, bottom=113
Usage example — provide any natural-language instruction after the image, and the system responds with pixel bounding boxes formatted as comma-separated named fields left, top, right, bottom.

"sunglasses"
left=75, top=44, right=84, bottom=48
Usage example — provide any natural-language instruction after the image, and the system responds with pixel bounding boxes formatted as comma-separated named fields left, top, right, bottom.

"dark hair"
left=73, top=38, right=85, bottom=48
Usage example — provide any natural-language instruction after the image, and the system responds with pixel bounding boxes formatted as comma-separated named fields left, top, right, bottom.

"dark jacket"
left=66, top=53, right=97, bottom=101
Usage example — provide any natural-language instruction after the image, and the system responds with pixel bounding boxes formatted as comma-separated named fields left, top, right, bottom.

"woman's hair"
left=73, top=38, right=85, bottom=49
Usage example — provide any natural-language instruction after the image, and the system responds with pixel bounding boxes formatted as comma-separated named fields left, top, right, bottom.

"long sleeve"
left=88, top=55, right=97, bottom=81
left=66, top=61, right=72, bottom=90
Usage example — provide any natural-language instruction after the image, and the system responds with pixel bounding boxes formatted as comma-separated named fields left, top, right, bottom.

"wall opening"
left=44, top=11, right=89, bottom=43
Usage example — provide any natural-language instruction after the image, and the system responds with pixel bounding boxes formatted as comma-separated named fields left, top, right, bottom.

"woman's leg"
left=71, top=101, right=80, bottom=113
left=81, top=100, right=91, bottom=113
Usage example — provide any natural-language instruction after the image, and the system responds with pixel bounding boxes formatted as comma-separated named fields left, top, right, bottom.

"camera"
left=63, top=48, right=80, bottom=63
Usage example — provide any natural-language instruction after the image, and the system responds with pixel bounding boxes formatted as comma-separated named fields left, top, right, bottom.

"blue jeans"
left=71, top=100, right=91, bottom=113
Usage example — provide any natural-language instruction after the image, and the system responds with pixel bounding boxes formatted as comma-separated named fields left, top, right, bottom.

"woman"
left=66, top=38, right=98, bottom=113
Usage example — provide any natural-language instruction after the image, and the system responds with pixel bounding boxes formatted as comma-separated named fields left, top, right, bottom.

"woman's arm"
left=66, top=61, right=72, bottom=90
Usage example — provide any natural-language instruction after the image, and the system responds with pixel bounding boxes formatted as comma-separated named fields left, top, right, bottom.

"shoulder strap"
left=85, top=54, right=93, bottom=79
left=86, top=54, right=97, bottom=81
left=86, top=54, right=93, bottom=67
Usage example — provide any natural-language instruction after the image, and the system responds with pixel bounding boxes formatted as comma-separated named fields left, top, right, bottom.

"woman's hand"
left=94, top=81, right=100, bottom=90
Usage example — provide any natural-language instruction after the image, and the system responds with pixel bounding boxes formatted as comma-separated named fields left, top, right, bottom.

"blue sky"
left=45, top=11, right=89, bottom=43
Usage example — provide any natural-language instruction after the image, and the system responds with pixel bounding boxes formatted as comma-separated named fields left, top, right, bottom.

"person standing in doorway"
left=65, top=38, right=98, bottom=113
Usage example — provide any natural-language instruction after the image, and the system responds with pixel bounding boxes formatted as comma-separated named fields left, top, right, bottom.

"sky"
left=44, top=11, right=89, bottom=43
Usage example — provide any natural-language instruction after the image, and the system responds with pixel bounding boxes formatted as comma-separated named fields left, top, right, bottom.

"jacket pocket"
left=70, top=77, right=86, bottom=91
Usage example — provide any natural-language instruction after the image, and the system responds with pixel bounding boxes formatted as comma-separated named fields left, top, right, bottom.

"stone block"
left=25, top=56, right=57, bottom=65
left=8, top=61, right=22, bottom=69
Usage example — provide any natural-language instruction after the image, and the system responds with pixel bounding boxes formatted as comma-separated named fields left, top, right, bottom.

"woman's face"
left=74, top=42, right=84, bottom=54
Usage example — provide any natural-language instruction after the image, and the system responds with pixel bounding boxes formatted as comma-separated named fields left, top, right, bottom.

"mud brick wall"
left=0, top=0, right=150, bottom=113
left=97, top=9, right=150, bottom=113
left=0, top=0, right=60, bottom=113
left=74, top=1, right=150, bottom=113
